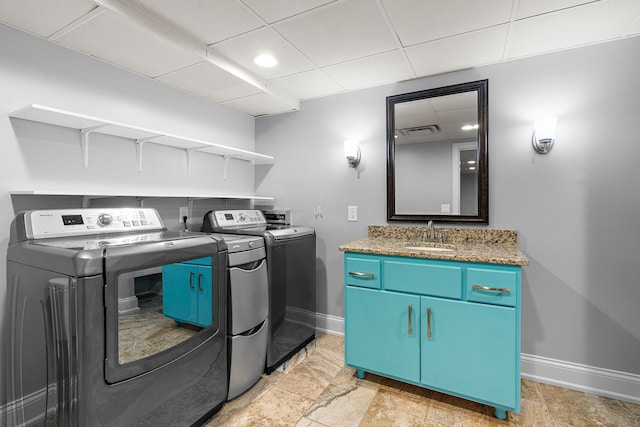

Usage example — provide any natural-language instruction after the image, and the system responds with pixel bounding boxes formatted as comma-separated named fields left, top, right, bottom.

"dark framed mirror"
left=387, top=79, right=489, bottom=223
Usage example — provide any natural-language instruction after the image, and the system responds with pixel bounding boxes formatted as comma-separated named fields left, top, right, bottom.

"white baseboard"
left=314, top=313, right=639, bottom=405
left=0, top=386, right=51, bottom=426
left=315, top=312, right=344, bottom=336
left=521, top=353, right=640, bottom=405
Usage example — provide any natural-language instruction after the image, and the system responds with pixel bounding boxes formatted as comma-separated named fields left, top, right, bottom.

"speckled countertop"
left=339, top=225, right=529, bottom=266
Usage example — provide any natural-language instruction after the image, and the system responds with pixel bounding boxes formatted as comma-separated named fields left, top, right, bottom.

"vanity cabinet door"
left=345, top=286, right=420, bottom=382
left=163, top=263, right=212, bottom=327
left=420, top=296, right=518, bottom=409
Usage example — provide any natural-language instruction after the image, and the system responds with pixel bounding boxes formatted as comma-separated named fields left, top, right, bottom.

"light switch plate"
left=348, top=206, right=357, bottom=222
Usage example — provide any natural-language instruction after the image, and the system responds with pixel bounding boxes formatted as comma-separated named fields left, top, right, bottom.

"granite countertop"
left=339, top=226, right=529, bottom=266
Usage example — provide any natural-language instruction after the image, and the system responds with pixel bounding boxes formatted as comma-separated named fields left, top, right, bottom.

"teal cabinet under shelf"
left=162, top=257, right=212, bottom=327
left=344, top=252, right=521, bottom=420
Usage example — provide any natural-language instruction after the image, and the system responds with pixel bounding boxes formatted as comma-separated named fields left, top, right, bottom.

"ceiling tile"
left=406, top=26, right=509, bottom=77
left=323, top=50, right=415, bottom=91
left=268, top=70, right=344, bottom=100
left=381, top=0, right=513, bottom=47
left=212, top=28, right=315, bottom=80
left=241, top=0, right=335, bottom=24
left=55, top=9, right=201, bottom=78
left=507, top=0, right=640, bottom=59
left=516, top=0, right=597, bottom=19
left=273, top=0, right=397, bottom=66
left=125, top=0, right=263, bottom=45
left=156, top=61, right=261, bottom=103
left=0, top=0, right=96, bottom=38
left=222, top=92, right=300, bottom=116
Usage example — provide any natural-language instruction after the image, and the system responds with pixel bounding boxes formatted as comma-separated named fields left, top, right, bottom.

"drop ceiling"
left=1, top=0, right=639, bottom=117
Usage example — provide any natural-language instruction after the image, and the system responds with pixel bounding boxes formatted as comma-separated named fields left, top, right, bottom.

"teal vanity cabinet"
left=162, top=257, right=212, bottom=327
left=344, top=253, right=521, bottom=419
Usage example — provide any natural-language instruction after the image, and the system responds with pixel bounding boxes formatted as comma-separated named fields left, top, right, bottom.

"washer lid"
left=214, top=233, right=264, bottom=253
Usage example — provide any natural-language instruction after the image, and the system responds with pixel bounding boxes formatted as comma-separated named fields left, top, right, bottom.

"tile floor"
left=205, top=333, right=640, bottom=427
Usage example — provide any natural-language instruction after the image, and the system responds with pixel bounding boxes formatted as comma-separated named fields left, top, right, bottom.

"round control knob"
left=249, top=241, right=254, bottom=248
left=97, top=213, right=113, bottom=227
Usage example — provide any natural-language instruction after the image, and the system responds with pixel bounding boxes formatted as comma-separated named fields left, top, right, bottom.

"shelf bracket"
left=135, top=137, right=158, bottom=173
left=223, top=156, right=239, bottom=180
left=186, top=148, right=198, bottom=176
left=80, top=124, right=107, bottom=168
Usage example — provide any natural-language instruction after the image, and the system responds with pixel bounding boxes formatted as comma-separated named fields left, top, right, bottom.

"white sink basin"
left=404, top=244, right=456, bottom=252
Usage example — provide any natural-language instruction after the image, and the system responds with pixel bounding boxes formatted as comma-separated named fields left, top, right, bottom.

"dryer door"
left=102, top=235, right=226, bottom=383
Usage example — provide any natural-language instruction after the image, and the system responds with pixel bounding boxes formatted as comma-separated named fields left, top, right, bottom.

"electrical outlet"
left=179, top=207, right=188, bottom=223
left=348, top=206, right=358, bottom=222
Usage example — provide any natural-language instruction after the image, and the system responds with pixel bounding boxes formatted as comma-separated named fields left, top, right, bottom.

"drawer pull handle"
left=348, top=271, right=375, bottom=278
left=472, top=284, right=511, bottom=293
left=408, top=306, right=413, bottom=335
left=427, top=308, right=432, bottom=339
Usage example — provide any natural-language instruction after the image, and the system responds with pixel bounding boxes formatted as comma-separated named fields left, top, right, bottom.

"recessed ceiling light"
left=467, top=160, right=476, bottom=164
left=461, top=124, right=479, bottom=131
left=253, top=54, right=278, bottom=68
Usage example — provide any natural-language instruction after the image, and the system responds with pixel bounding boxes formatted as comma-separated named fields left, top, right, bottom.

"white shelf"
left=10, top=190, right=274, bottom=202
left=9, top=104, right=274, bottom=172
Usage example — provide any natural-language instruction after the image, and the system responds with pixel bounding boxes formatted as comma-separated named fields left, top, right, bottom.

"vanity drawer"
left=345, top=256, right=381, bottom=289
left=384, top=260, right=462, bottom=299
left=466, top=267, right=518, bottom=307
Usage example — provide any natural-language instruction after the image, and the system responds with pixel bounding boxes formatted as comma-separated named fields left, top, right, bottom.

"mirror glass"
left=387, top=80, right=488, bottom=223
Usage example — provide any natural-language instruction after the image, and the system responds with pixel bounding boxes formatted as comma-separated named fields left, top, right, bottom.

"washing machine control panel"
left=212, top=209, right=266, bottom=228
left=26, top=208, right=165, bottom=239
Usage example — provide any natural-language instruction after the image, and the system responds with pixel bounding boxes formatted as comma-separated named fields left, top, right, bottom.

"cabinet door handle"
left=348, top=271, right=374, bottom=278
left=197, top=273, right=204, bottom=291
left=408, top=305, right=413, bottom=335
left=427, top=308, right=432, bottom=339
left=472, top=284, right=511, bottom=293
left=189, top=271, right=195, bottom=290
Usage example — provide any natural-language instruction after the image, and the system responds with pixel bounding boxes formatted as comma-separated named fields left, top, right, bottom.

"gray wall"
left=255, top=36, right=640, bottom=376
left=395, top=140, right=451, bottom=214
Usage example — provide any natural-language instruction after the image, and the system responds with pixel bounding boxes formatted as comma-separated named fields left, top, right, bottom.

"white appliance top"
left=24, top=208, right=165, bottom=239
left=209, top=209, right=314, bottom=240
left=212, top=209, right=267, bottom=228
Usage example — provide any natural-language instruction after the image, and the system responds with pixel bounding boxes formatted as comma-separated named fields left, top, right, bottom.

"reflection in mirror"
left=117, top=257, right=211, bottom=365
left=387, top=80, right=488, bottom=223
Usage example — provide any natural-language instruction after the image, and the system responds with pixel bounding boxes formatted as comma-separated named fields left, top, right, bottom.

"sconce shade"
left=532, top=116, right=557, bottom=154
left=344, top=140, right=361, bottom=167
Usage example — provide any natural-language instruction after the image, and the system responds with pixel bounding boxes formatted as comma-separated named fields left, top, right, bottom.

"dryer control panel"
left=212, top=209, right=266, bottom=228
left=25, top=208, right=165, bottom=239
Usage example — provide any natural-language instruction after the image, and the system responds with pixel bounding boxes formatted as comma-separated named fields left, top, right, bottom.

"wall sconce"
left=532, top=116, right=557, bottom=154
left=344, top=140, right=361, bottom=168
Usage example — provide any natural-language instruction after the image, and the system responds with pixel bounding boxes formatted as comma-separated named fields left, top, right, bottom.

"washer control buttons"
left=97, top=213, right=113, bottom=227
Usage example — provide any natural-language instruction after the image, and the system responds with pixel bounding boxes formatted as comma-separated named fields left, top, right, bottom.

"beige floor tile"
left=218, top=386, right=314, bottom=427
left=304, top=367, right=379, bottom=427
left=538, top=382, right=624, bottom=427
left=276, top=349, right=344, bottom=401
left=203, top=335, right=636, bottom=427
left=424, top=391, right=491, bottom=426
left=295, top=417, right=329, bottom=427
left=359, top=387, right=429, bottom=426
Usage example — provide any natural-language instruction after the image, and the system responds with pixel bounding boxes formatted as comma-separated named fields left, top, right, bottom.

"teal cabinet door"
left=196, top=266, right=212, bottom=327
left=163, top=263, right=212, bottom=327
left=420, top=296, right=517, bottom=408
left=163, top=263, right=198, bottom=325
left=345, top=287, right=420, bottom=382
